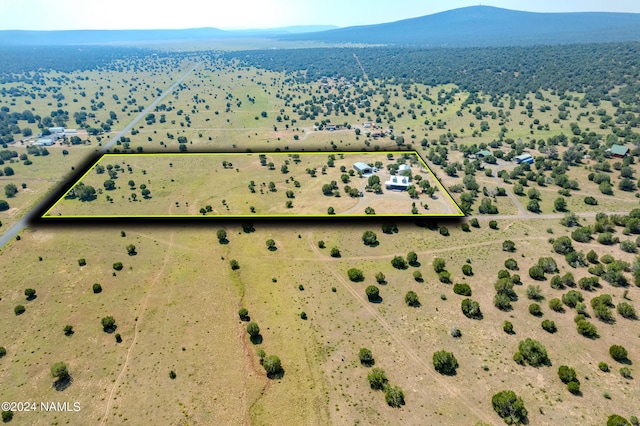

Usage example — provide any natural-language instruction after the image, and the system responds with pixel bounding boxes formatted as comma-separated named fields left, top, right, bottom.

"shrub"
left=216, top=229, right=227, bottom=243
left=14, top=305, right=25, bottom=315
left=617, top=302, right=637, bottom=319
left=365, top=285, right=380, bottom=302
left=407, top=251, right=418, bottom=265
left=461, top=298, right=482, bottom=319
left=503, top=321, right=514, bottom=334
left=541, top=320, right=557, bottom=333
left=1, top=410, right=13, bottom=422
left=528, top=265, right=545, bottom=281
left=51, top=361, right=70, bottom=381
left=502, top=240, right=516, bottom=252
left=562, top=290, right=583, bottom=308
left=529, top=303, right=542, bottom=316
left=599, top=362, right=610, bottom=372
left=385, top=386, right=405, bottom=408
left=230, top=259, right=240, bottom=270
left=169, top=370, right=176, bottom=379
left=584, top=196, right=598, bottom=205
left=549, top=297, right=564, bottom=312
left=405, top=291, right=420, bottom=307
left=263, top=355, right=283, bottom=378
left=246, top=322, right=260, bottom=338
left=439, top=227, right=450, bottom=236
left=489, top=220, right=499, bottom=229
left=78, top=258, right=86, bottom=266
left=461, top=264, right=473, bottom=276
left=609, top=345, right=628, bottom=362
left=238, top=308, right=249, bottom=321
left=491, top=390, right=528, bottom=425
left=391, top=255, right=407, bottom=269
left=453, top=283, right=472, bottom=296
left=494, top=293, right=512, bottom=311
left=358, top=348, right=374, bottom=366
left=450, top=327, right=462, bottom=338
left=367, top=368, right=388, bottom=390
left=517, top=338, right=550, bottom=367
left=375, top=272, right=386, bottom=284
left=576, top=319, right=599, bottom=338
left=432, top=257, right=446, bottom=273
left=526, top=285, right=543, bottom=300
left=438, top=271, right=452, bottom=284
left=101, top=316, right=116, bottom=332
left=362, top=230, right=378, bottom=246
left=317, top=240, right=325, bottom=248
left=504, top=258, right=518, bottom=270
left=433, top=350, right=459, bottom=375
left=0, top=346, right=6, bottom=357
left=620, top=367, right=632, bottom=379
left=63, top=325, right=73, bottom=336
left=567, top=381, right=581, bottom=395
left=112, top=262, right=123, bottom=271
left=330, top=247, right=341, bottom=257
left=412, top=270, right=423, bottom=282
left=347, top=268, right=364, bottom=282
left=92, top=283, right=102, bottom=293
left=607, top=415, right=632, bottom=426
left=558, top=365, right=577, bottom=384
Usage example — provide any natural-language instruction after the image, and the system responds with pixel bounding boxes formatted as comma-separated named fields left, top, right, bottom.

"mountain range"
left=2, top=6, right=640, bottom=47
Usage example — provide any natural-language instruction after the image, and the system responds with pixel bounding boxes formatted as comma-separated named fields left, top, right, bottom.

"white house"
left=385, top=176, right=410, bottom=191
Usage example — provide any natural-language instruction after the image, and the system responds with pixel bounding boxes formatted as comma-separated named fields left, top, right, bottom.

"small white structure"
left=63, top=129, right=77, bottom=135
left=353, top=162, right=373, bottom=174
left=398, top=164, right=411, bottom=174
left=48, top=127, right=65, bottom=134
left=385, top=176, right=410, bottom=190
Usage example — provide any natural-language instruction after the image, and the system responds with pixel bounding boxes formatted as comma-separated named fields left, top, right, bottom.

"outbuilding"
left=48, top=127, right=65, bottom=134
left=514, top=153, right=534, bottom=164
left=475, top=150, right=492, bottom=159
left=609, top=144, right=629, bottom=158
left=353, top=162, right=373, bottom=174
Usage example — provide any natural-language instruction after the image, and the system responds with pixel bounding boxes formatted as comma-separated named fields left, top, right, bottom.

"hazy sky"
left=1, top=0, right=640, bottom=30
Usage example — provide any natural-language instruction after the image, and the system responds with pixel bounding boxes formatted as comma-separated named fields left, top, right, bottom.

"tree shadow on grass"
left=250, top=334, right=263, bottom=345
left=368, top=296, right=383, bottom=304
left=409, top=261, right=422, bottom=268
left=53, top=376, right=73, bottom=392
left=103, top=325, right=117, bottom=334
left=266, top=368, right=285, bottom=380
left=26, top=294, right=37, bottom=301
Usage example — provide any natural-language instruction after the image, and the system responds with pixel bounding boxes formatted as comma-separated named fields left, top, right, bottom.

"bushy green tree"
left=491, top=390, right=528, bottom=425
left=433, top=350, right=459, bottom=375
left=609, top=345, right=628, bottom=362
left=461, top=298, right=482, bottom=319
left=347, top=268, right=364, bottom=282
left=515, top=338, right=550, bottom=367
left=358, top=348, right=374, bottom=366
left=367, top=367, right=388, bottom=390
left=365, top=285, right=380, bottom=302
left=385, top=386, right=405, bottom=408
left=263, top=355, right=283, bottom=378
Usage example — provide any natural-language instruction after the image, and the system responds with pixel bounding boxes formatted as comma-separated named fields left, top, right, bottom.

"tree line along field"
left=44, top=151, right=460, bottom=218
left=0, top=43, right=640, bottom=425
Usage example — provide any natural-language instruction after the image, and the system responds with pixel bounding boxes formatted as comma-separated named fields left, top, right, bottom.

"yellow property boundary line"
left=42, top=150, right=464, bottom=219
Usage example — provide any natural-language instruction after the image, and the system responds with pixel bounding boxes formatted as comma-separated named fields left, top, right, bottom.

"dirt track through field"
left=100, top=226, right=176, bottom=424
